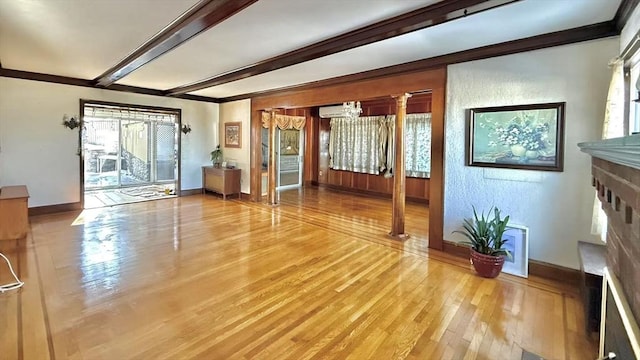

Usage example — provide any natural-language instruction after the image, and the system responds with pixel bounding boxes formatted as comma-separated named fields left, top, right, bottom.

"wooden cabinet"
left=0, top=185, right=29, bottom=240
left=202, top=166, right=241, bottom=200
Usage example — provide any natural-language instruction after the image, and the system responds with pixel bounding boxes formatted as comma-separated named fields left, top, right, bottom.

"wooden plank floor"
left=1, top=187, right=596, bottom=359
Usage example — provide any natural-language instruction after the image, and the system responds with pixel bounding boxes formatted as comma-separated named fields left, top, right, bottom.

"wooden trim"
left=95, top=0, right=258, bottom=86
left=29, top=202, right=82, bottom=216
left=429, top=83, right=445, bottom=250
left=442, top=240, right=580, bottom=286
left=0, top=68, right=220, bottom=103
left=221, top=21, right=617, bottom=103
left=167, top=0, right=511, bottom=95
left=240, top=192, right=251, bottom=201
left=180, top=188, right=203, bottom=196
left=614, top=0, right=640, bottom=32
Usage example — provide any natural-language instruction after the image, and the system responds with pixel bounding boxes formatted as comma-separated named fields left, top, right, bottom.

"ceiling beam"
left=218, top=21, right=618, bottom=103
left=613, top=0, right=640, bottom=32
left=94, top=0, right=258, bottom=87
left=0, top=68, right=220, bottom=103
left=166, top=0, right=518, bottom=96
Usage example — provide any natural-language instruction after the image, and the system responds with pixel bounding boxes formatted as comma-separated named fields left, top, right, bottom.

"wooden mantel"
left=578, top=134, right=640, bottom=326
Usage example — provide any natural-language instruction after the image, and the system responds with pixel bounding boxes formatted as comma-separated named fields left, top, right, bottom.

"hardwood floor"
left=1, top=187, right=596, bottom=359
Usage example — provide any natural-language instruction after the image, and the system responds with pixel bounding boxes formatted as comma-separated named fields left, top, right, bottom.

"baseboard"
left=442, top=240, right=470, bottom=258
left=528, top=259, right=580, bottom=287
left=29, top=202, right=82, bottom=216
left=240, top=192, right=251, bottom=201
left=180, top=188, right=202, bottom=196
left=442, top=240, right=579, bottom=286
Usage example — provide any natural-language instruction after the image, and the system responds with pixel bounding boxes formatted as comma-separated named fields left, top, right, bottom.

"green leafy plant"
left=210, top=145, right=223, bottom=164
left=454, top=206, right=512, bottom=258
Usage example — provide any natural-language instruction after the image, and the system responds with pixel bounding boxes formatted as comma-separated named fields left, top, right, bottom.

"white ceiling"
left=0, top=0, right=624, bottom=99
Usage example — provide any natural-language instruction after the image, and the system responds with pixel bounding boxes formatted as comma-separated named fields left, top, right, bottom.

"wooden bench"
left=577, top=240, right=606, bottom=334
left=0, top=185, right=30, bottom=240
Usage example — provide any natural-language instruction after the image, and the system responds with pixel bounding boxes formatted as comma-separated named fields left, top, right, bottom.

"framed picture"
left=467, top=102, right=565, bottom=171
left=501, top=224, right=529, bottom=278
left=224, top=122, right=242, bottom=148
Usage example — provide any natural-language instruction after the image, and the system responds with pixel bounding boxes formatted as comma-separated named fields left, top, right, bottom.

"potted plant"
left=210, top=145, right=223, bottom=167
left=454, top=206, right=511, bottom=278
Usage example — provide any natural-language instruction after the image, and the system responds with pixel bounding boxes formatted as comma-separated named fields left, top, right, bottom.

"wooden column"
left=390, top=93, right=411, bottom=239
left=268, top=110, right=278, bottom=205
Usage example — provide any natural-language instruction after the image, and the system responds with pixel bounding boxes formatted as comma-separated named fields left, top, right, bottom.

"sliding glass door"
left=82, top=103, right=178, bottom=191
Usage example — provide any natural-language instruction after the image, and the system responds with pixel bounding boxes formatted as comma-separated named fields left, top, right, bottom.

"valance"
left=261, top=112, right=306, bottom=130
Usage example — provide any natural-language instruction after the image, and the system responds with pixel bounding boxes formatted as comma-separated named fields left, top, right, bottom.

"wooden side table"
left=202, top=166, right=241, bottom=200
left=0, top=186, right=30, bottom=240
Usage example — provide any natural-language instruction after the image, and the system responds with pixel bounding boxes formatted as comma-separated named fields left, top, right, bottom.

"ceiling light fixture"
left=342, top=101, right=362, bottom=118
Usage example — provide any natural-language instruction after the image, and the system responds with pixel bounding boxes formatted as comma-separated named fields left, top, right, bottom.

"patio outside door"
left=82, top=104, right=178, bottom=192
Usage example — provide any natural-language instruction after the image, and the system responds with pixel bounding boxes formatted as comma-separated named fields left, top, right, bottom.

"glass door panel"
left=120, top=120, right=150, bottom=186
left=277, top=129, right=303, bottom=190
left=155, top=123, right=177, bottom=182
left=83, top=119, right=121, bottom=189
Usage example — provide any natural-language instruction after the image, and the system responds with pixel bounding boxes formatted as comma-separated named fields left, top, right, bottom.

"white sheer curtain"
left=329, top=116, right=385, bottom=174
left=591, top=59, right=625, bottom=239
left=384, top=113, right=432, bottom=178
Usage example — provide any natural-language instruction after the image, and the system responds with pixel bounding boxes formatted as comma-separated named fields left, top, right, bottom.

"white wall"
left=444, top=37, right=618, bottom=269
left=0, top=77, right=218, bottom=207
left=219, top=99, right=251, bottom=194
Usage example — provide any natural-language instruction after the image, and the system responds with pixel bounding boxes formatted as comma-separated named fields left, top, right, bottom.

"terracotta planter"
left=470, top=249, right=505, bottom=278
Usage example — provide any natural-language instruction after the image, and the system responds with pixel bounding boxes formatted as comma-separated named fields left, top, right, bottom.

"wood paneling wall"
left=316, top=94, right=432, bottom=202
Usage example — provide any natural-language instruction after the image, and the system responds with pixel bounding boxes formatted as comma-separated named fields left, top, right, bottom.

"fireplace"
left=579, top=135, right=640, bottom=359
left=600, top=267, right=640, bottom=358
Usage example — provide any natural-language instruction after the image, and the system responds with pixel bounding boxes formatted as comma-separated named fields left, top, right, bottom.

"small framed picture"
left=501, top=224, right=529, bottom=278
left=221, top=161, right=227, bottom=168
left=224, top=122, right=241, bottom=148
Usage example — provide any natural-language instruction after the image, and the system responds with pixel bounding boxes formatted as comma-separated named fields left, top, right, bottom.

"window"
left=328, top=113, right=431, bottom=178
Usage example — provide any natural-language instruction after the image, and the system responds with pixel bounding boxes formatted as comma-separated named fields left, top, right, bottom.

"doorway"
left=261, top=127, right=305, bottom=196
left=81, top=101, right=180, bottom=208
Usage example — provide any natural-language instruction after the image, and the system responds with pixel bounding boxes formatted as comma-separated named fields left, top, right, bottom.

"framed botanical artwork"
left=467, top=102, right=565, bottom=171
left=501, top=224, right=529, bottom=278
left=224, top=122, right=241, bottom=148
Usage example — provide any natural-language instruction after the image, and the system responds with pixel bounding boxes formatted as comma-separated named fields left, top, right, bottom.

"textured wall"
left=219, top=99, right=251, bottom=194
left=444, top=38, right=618, bottom=269
left=0, top=77, right=218, bottom=206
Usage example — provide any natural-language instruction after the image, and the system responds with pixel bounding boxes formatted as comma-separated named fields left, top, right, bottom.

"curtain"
left=329, top=116, right=385, bottom=174
left=591, top=59, right=625, bottom=239
left=384, top=113, right=431, bottom=178
left=261, top=112, right=306, bottom=129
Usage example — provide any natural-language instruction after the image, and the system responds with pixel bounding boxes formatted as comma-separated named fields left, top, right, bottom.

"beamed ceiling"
left=0, top=0, right=633, bottom=103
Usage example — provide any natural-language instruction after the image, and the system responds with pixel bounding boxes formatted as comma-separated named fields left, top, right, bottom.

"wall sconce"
left=62, top=114, right=82, bottom=130
left=181, top=124, right=192, bottom=134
